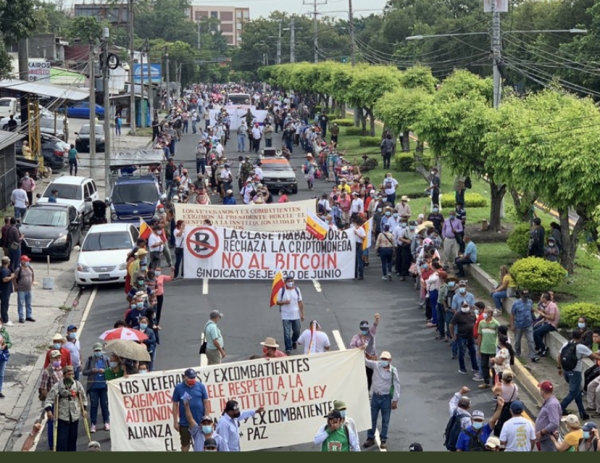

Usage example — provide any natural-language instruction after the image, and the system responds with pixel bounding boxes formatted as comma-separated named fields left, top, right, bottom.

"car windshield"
left=0, top=100, right=11, bottom=107
left=80, top=125, right=103, bottom=135
left=228, top=95, right=251, bottom=104
left=261, top=163, right=293, bottom=172
left=42, top=184, right=82, bottom=200
left=22, top=209, right=68, bottom=227
left=112, top=183, right=159, bottom=204
left=83, top=231, right=132, bottom=252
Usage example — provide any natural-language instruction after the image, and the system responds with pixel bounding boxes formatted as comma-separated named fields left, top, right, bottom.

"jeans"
left=561, top=370, right=586, bottom=417
left=282, top=319, right=301, bottom=353
left=237, top=134, right=245, bottom=151
left=514, top=326, right=537, bottom=359
left=0, top=359, right=6, bottom=392
left=386, top=192, right=396, bottom=207
left=382, top=153, right=391, bottom=169
left=437, top=304, right=446, bottom=337
left=368, top=393, right=392, bottom=441
left=196, top=159, right=206, bottom=175
left=457, top=336, right=478, bottom=372
left=17, top=290, right=32, bottom=320
left=492, top=290, right=507, bottom=310
left=355, top=247, right=364, bottom=278
left=534, top=323, right=556, bottom=352
left=89, top=387, right=109, bottom=425
left=47, top=404, right=54, bottom=450
left=74, top=366, right=81, bottom=381
left=69, top=158, right=78, bottom=175
left=429, top=289, right=438, bottom=325
left=14, top=207, right=26, bottom=220
left=378, top=247, right=392, bottom=276
left=174, top=248, right=183, bottom=278
left=455, top=257, right=473, bottom=276
left=0, top=290, right=9, bottom=323
left=192, top=121, right=197, bottom=134
left=9, top=246, right=21, bottom=271
left=156, top=294, right=164, bottom=324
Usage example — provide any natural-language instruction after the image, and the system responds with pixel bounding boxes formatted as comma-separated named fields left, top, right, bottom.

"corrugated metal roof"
left=0, top=130, right=24, bottom=151
left=0, top=79, right=89, bottom=101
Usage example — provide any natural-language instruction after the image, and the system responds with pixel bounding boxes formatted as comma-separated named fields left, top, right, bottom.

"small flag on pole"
left=139, top=218, right=152, bottom=240
left=362, top=218, right=373, bottom=251
left=269, top=270, right=285, bottom=308
left=306, top=209, right=328, bottom=240
left=307, top=320, right=318, bottom=354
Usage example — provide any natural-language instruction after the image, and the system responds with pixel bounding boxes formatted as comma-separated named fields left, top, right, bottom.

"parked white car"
left=37, top=176, right=99, bottom=223
left=0, top=105, right=67, bottom=139
left=75, top=223, right=139, bottom=286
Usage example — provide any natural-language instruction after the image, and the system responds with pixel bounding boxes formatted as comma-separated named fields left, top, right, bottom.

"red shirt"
left=420, top=268, right=434, bottom=282
left=365, top=196, right=373, bottom=211
left=262, top=347, right=287, bottom=358
left=473, top=313, right=485, bottom=338
left=43, top=346, right=72, bottom=369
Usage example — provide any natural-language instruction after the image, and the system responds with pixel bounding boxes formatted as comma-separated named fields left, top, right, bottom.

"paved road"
left=36, top=129, right=519, bottom=452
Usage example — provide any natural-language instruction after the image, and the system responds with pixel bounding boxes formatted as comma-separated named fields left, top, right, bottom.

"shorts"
left=179, top=425, right=191, bottom=448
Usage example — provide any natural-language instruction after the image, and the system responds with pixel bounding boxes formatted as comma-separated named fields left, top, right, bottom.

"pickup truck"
left=0, top=97, right=18, bottom=118
left=108, top=175, right=162, bottom=224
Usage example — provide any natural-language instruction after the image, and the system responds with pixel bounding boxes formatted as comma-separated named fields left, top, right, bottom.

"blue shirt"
left=456, top=423, right=492, bottom=451
left=223, top=196, right=236, bottom=205
left=48, top=195, right=57, bottom=203
left=464, top=241, right=477, bottom=263
left=451, top=292, right=476, bottom=311
left=91, top=357, right=109, bottom=389
left=172, top=381, right=209, bottom=427
left=511, top=298, right=534, bottom=329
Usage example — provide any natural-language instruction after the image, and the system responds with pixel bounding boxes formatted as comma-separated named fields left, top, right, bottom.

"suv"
left=36, top=176, right=99, bottom=223
left=258, top=151, right=298, bottom=194
left=108, top=176, right=161, bottom=224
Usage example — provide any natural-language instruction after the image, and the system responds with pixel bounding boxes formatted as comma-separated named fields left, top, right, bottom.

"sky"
left=57, top=0, right=389, bottom=21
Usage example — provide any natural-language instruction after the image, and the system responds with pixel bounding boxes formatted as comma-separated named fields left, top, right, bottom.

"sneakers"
left=104, top=423, right=110, bottom=431
left=0, top=392, right=5, bottom=398
left=531, top=357, right=540, bottom=363
left=363, top=438, right=375, bottom=448
left=4, top=321, right=12, bottom=327
left=458, top=369, right=467, bottom=375
left=382, top=276, right=388, bottom=280
left=90, top=424, right=96, bottom=433
left=26, top=318, right=36, bottom=322
left=478, top=383, right=490, bottom=389
left=380, top=440, right=387, bottom=449
left=472, top=375, right=484, bottom=382
left=540, top=347, right=548, bottom=357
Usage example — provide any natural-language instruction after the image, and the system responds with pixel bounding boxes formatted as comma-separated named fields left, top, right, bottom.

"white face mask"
left=286, top=282, right=294, bottom=288
left=461, top=307, right=470, bottom=313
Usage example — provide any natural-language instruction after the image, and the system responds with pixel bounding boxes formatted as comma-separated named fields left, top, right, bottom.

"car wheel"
left=63, top=241, right=72, bottom=261
left=291, top=186, right=298, bottom=194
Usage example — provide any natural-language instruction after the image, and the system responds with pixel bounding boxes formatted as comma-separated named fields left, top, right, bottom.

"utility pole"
left=145, top=39, right=153, bottom=121
left=348, top=0, right=356, bottom=66
left=140, top=44, right=146, bottom=128
left=128, top=0, right=136, bottom=134
left=491, top=0, right=502, bottom=109
left=290, top=18, right=295, bottom=63
left=89, top=45, right=96, bottom=170
left=165, top=46, right=170, bottom=113
left=303, top=0, right=327, bottom=63
left=102, top=27, right=111, bottom=191
left=277, top=20, right=282, bottom=65
left=18, top=39, right=29, bottom=127
left=197, top=21, right=201, bottom=50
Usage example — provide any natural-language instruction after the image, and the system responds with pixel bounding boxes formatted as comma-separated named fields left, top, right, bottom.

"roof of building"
left=0, top=79, right=88, bottom=101
left=0, top=130, right=24, bottom=152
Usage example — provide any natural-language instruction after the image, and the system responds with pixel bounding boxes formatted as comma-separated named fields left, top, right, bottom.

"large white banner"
left=209, top=106, right=268, bottom=131
left=107, top=349, right=370, bottom=451
left=183, top=226, right=356, bottom=280
left=174, top=200, right=316, bottom=232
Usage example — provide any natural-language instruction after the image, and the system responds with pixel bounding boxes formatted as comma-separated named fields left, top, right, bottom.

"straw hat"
left=260, top=337, right=279, bottom=348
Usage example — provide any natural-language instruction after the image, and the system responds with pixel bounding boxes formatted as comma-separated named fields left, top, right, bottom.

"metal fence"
left=0, top=145, right=16, bottom=212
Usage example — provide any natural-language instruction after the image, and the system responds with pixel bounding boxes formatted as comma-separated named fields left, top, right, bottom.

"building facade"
left=187, top=5, right=249, bottom=46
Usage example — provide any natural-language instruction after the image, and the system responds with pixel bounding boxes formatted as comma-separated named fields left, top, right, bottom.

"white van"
left=0, top=97, right=18, bottom=118
left=226, top=93, right=252, bottom=105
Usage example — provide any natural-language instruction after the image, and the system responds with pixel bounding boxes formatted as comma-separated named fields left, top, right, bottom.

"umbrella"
left=100, top=327, right=148, bottom=342
left=105, top=339, right=151, bottom=362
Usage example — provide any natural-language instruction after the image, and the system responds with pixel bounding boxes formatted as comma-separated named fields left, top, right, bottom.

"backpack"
left=279, top=287, right=300, bottom=301
left=560, top=341, right=579, bottom=372
left=15, top=266, right=34, bottom=284
left=464, top=176, right=472, bottom=189
left=444, top=410, right=467, bottom=451
left=464, top=428, right=485, bottom=451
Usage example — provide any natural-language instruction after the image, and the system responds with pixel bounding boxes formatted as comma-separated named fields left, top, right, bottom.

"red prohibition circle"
left=186, top=226, right=219, bottom=259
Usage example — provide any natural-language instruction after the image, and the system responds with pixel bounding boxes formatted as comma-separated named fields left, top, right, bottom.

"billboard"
left=28, top=59, right=51, bottom=82
left=133, top=63, right=162, bottom=84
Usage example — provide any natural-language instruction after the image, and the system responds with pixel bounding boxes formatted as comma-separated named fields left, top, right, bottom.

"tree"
left=32, top=1, right=72, bottom=36
left=66, top=16, right=105, bottom=44
left=0, top=0, right=39, bottom=77
left=487, top=89, right=600, bottom=272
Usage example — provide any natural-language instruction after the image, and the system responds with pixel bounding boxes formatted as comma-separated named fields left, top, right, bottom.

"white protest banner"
left=183, top=226, right=356, bottom=280
left=175, top=199, right=316, bottom=231
left=107, top=349, right=370, bottom=451
left=209, top=106, right=268, bottom=131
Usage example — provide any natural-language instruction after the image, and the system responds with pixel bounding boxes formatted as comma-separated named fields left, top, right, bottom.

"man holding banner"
left=275, top=276, right=305, bottom=355
left=215, top=400, right=265, bottom=451
left=172, top=368, right=210, bottom=452
left=353, top=219, right=367, bottom=280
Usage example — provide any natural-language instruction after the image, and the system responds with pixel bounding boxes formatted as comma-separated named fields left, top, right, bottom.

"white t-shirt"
left=383, top=177, right=398, bottom=195
left=254, top=166, right=264, bottom=180
left=354, top=225, right=366, bottom=244
left=297, top=329, right=330, bottom=354
left=11, top=188, right=28, bottom=208
left=278, top=286, right=302, bottom=320
left=350, top=198, right=364, bottom=214
left=499, top=416, right=536, bottom=451
left=148, top=232, right=164, bottom=253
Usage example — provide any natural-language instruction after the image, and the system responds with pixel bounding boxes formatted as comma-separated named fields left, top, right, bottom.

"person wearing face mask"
left=395, top=195, right=412, bottom=218
left=14, top=255, right=35, bottom=323
left=382, top=172, right=398, bottom=206
left=427, top=205, right=444, bottom=236
left=476, top=307, right=500, bottom=389
left=577, top=317, right=594, bottom=349
left=44, top=333, right=72, bottom=369
left=127, top=248, right=148, bottom=293
left=126, top=272, right=150, bottom=304
left=333, top=400, right=358, bottom=438
left=362, top=351, right=400, bottom=449
left=104, top=354, right=124, bottom=381
left=439, top=276, right=457, bottom=345
left=125, top=292, right=149, bottom=329
left=153, top=265, right=174, bottom=324
left=510, top=290, right=539, bottom=363
left=450, top=303, right=479, bottom=375
left=577, top=422, right=599, bottom=452
left=172, top=368, right=210, bottom=452
left=275, top=277, right=304, bottom=354
left=350, top=315, right=380, bottom=392
left=380, top=207, right=396, bottom=234
left=137, top=316, right=157, bottom=371
left=184, top=406, right=228, bottom=452
left=426, top=167, right=441, bottom=207
left=39, top=350, right=64, bottom=450
left=471, top=301, right=486, bottom=380
left=314, top=408, right=360, bottom=451
left=442, top=209, right=463, bottom=269
left=455, top=401, right=504, bottom=451
left=83, top=343, right=110, bottom=433
left=395, top=219, right=415, bottom=281
left=216, top=400, right=265, bottom=452
left=64, top=325, right=81, bottom=381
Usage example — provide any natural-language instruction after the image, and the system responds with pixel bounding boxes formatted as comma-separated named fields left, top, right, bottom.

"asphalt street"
left=37, top=127, right=515, bottom=452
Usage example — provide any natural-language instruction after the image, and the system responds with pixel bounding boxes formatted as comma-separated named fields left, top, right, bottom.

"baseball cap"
left=50, top=349, right=61, bottom=358
left=562, top=414, right=581, bottom=427
left=184, top=368, right=197, bottom=379
left=200, top=415, right=213, bottom=423
left=210, top=310, right=223, bottom=319
left=67, top=324, right=77, bottom=331
left=326, top=409, right=343, bottom=420
left=93, top=342, right=103, bottom=351
left=538, top=380, right=553, bottom=392
left=510, top=400, right=524, bottom=413
left=333, top=400, right=346, bottom=410
left=20, top=255, right=31, bottom=262
left=380, top=351, right=391, bottom=360
left=359, top=320, right=369, bottom=329
left=485, top=436, right=501, bottom=449
left=224, top=400, right=239, bottom=412
left=204, top=438, right=217, bottom=449
left=472, top=410, right=485, bottom=420
left=582, top=422, right=598, bottom=432
left=408, top=442, right=423, bottom=451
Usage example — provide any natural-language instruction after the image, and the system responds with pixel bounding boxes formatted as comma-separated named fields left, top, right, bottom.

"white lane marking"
left=332, top=329, right=385, bottom=452
left=202, top=278, right=208, bottom=295
left=312, top=279, right=322, bottom=293
left=200, top=332, right=208, bottom=367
